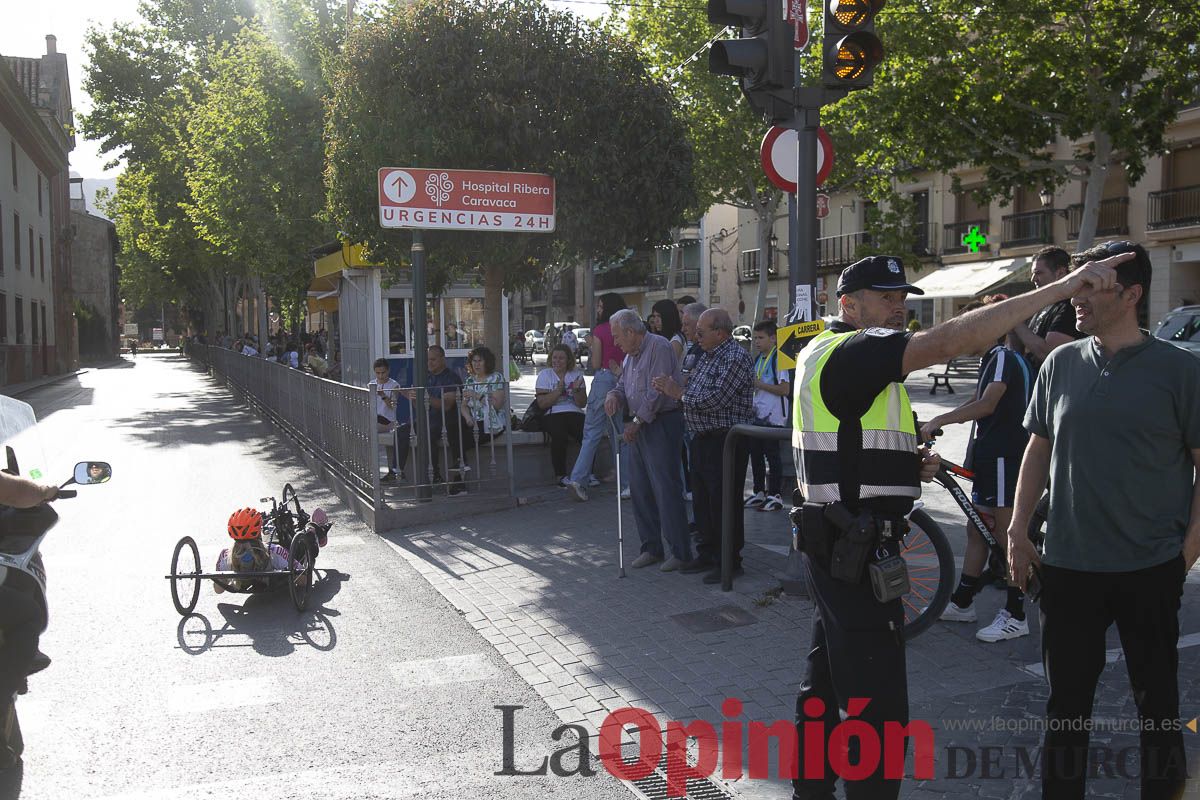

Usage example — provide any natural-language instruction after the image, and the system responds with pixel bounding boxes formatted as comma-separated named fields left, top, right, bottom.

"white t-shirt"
left=752, top=349, right=788, bottom=426
left=561, top=329, right=578, bottom=353
left=373, top=378, right=402, bottom=423
left=536, top=368, right=586, bottom=414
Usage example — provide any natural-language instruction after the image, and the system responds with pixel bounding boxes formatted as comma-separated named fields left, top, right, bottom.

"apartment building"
left=721, top=101, right=1200, bottom=329
left=1, top=35, right=76, bottom=384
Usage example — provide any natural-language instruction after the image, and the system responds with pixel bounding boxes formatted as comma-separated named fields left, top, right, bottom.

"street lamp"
left=769, top=231, right=778, bottom=275
left=1039, top=188, right=1068, bottom=218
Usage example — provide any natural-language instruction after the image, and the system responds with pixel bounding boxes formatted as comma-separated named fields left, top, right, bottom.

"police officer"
left=790, top=252, right=1131, bottom=800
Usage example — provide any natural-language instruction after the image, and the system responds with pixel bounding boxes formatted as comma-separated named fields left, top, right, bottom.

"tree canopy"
left=325, top=0, right=696, bottom=341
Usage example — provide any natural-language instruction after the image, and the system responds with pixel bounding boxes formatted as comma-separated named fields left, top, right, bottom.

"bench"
left=928, top=356, right=982, bottom=394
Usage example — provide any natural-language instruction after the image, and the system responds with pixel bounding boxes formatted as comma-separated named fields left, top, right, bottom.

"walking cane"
left=608, top=414, right=626, bottom=579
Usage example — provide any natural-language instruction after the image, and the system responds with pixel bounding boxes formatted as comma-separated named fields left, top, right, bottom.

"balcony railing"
left=740, top=249, right=779, bottom=282
left=911, top=221, right=938, bottom=257
left=943, top=219, right=989, bottom=255
left=1148, top=185, right=1200, bottom=231
left=1066, top=197, right=1130, bottom=240
left=817, top=232, right=869, bottom=271
left=1001, top=209, right=1053, bottom=247
left=647, top=269, right=701, bottom=290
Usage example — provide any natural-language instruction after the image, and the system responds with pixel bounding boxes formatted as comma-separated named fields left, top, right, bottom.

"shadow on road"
left=174, top=569, right=348, bottom=656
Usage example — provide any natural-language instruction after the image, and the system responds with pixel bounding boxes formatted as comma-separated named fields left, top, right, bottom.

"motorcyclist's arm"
left=0, top=471, right=58, bottom=508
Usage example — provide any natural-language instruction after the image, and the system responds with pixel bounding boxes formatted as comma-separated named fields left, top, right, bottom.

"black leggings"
left=542, top=412, right=585, bottom=477
left=0, top=584, right=45, bottom=697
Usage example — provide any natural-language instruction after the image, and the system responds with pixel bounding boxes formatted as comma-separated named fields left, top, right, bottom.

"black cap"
left=836, top=255, right=925, bottom=297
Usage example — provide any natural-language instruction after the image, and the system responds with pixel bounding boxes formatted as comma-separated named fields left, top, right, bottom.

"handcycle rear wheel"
left=170, top=536, right=202, bottom=616
left=289, top=534, right=314, bottom=612
left=901, top=509, right=955, bottom=640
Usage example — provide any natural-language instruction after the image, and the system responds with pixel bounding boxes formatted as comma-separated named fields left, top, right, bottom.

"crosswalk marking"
left=1021, top=631, right=1200, bottom=678
left=167, top=676, right=283, bottom=714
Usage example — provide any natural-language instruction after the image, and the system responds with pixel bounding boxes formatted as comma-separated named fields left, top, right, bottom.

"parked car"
left=1153, top=305, right=1200, bottom=357
left=524, top=329, right=546, bottom=354
left=573, top=327, right=591, bottom=367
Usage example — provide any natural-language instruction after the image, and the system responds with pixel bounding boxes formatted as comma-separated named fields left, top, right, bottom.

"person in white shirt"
left=560, top=327, right=578, bottom=355
left=744, top=320, right=790, bottom=512
left=372, top=358, right=403, bottom=482
left=535, top=344, right=587, bottom=486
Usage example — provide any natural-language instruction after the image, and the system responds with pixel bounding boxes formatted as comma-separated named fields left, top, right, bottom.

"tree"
left=325, top=0, right=695, bottom=347
left=185, top=26, right=332, bottom=331
left=822, top=0, right=1200, bottom=251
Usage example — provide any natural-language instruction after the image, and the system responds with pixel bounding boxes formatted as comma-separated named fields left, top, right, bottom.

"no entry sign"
left=760, top=127, right=834, bottom=194
left=378, top=168, right=556, bottom=232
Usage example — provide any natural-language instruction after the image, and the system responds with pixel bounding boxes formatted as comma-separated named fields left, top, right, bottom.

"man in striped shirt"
left=919, top=297, right=1033, bottom=641
left=654, top=309, right=754, bottom=584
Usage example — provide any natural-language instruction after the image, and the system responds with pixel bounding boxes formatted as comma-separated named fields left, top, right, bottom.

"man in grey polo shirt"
left=1008, top=241, right=1200, bottom=800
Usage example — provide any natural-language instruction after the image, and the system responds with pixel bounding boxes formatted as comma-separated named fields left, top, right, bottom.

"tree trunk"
left=753, top=192, right=782, bottom=324
left=1076, top=128, right=1112, bottom=251
left=483, top=262, right=505, bottom=353
left=665, top=227, right=680, bottom=300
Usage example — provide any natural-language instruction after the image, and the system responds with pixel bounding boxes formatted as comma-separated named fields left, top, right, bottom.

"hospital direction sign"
left=378, top=168, right=556, bottom=233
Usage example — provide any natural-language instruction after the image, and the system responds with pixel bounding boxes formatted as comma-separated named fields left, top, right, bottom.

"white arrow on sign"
left=760, top=126, right=835, bottom=194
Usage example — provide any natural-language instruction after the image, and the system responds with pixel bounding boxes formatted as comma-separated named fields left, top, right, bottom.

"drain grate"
left=670, top=604, right=758, bottom=634
left=627, top=771, right=737, bottom=800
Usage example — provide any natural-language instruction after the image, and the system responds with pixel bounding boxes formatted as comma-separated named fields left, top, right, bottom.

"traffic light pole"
left=793, top=107, right=819, bottom=322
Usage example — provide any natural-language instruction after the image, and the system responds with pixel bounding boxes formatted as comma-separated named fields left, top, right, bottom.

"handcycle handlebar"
left=56, top=489, right=76, bottom=499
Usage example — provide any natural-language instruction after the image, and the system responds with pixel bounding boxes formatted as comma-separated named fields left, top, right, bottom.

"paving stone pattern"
left=380, top=390, right=1200, bottom=799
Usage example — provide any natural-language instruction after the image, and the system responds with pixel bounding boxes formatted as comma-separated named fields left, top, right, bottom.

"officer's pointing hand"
left=1056, top=251, right=1133, bottom=300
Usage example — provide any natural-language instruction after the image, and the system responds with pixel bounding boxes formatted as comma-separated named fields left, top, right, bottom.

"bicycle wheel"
left=901, top=509, right=956, bottom=640
left=289, top=535, right=314, bottom=612
left=170, top=536, right=202, bottom=616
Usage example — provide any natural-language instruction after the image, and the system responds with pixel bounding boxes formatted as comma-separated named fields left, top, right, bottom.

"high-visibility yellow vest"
left=791, top=328, right=920, bottom=504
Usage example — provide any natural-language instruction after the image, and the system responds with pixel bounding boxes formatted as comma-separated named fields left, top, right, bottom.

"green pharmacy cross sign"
left=961, top=226, right=987, bottom=254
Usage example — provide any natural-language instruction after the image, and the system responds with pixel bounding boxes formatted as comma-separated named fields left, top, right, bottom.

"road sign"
left=815, top=193, right=830, bottom=219
left=378, top=168, right=555, bottom=233
left=788, top=0, right=809, bottom=51
left=761, top=126, right=835, bottom=194
left=123, top=323, right=138, bottom=337
left=776, top=319, right=826, bottom=369
left=152, top=328, right=164, bottom=342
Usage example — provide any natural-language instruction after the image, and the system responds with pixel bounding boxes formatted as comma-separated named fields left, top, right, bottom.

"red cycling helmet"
left=227, top=507, right=263, bottom=540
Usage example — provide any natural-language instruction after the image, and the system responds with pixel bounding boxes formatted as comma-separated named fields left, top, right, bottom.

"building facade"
left=1, top=35, right=76, bottom=385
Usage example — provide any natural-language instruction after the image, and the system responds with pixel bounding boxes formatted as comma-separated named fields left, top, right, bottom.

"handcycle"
left=166, top=483, right=332, bottom=615
left=899, top=434, right=1048, bottom=639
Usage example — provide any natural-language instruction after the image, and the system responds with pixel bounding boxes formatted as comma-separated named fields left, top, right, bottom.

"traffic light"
left=708, top=0, right=794, bottom=117
left=822, top=0, right=884, bottom=91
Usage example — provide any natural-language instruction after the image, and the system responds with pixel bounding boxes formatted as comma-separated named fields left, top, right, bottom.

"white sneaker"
left=976, top=609, right=1029, bottom=642
left=761, top=494, right=784, bottom=512
left=659, top=557, right=682, bottom=572
left=940, top=600, right=977, bottom=622
left=567, top=481, right=588, bottom=502
left=631, top=552, right=661, bottom=568
left=587, top=475, right=601, bottom=488
left=620, top=488, right=631, bottom=500
left=744, top=491, right=766, bottom=509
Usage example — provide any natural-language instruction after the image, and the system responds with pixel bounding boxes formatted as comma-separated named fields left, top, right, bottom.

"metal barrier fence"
left=373, top=381, right=516, bottom=500
left=192, top=344, right=375, bottom=499
left=190, top=344, right=517, bottom=510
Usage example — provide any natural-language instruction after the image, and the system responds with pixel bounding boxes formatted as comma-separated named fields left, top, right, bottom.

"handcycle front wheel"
left=170, top=536, right=202, bottom=616
left=288, top=534, right=315, bottom=612
left=901, top=509, right=955, bottom=641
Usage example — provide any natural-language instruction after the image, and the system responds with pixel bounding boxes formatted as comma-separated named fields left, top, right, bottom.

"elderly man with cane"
left=603, top=310, right=698, bottom=571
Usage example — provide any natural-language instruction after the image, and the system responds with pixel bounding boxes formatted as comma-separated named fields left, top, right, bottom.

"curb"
left=0, top=368, right=89, bottom=399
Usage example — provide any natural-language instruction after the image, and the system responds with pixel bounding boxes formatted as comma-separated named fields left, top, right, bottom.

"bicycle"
left=900, top=441, right=1048, bottom=640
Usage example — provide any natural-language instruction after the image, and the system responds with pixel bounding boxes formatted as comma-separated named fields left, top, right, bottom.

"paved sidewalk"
left=378, top=386, right=1200, bottom=799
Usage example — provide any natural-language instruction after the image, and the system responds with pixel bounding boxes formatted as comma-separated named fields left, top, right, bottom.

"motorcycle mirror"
left=73, top=461, right=113, bottom=485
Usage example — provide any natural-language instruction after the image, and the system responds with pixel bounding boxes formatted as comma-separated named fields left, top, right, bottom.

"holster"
left=825, top=502, right=879, bottom=584
left=790, top=502, right=832, bottom=561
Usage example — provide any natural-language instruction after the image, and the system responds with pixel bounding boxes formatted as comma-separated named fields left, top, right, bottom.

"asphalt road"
left=1, top=355, right=634, bottom=800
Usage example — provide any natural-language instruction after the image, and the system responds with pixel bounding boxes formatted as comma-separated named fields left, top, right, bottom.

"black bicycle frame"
left=931, top=461, right=1003, bottom=557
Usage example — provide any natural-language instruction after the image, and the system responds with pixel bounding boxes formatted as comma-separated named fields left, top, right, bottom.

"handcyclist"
left=919, top=295, right=1033, bottom=642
